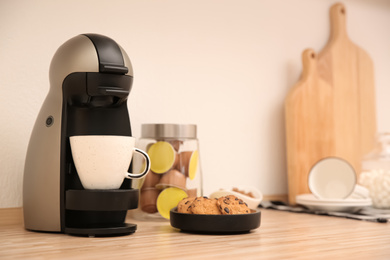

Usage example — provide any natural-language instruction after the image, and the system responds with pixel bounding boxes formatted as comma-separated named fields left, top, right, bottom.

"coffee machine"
left=23, top=34, right=140, bottom=236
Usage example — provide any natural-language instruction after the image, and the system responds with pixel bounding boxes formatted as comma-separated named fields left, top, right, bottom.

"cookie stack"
left=177, top=195, right=251, bottom=215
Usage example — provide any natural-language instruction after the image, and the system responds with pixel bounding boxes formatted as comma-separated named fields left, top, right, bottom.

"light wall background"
left=1, top=0, right=390, bottom=208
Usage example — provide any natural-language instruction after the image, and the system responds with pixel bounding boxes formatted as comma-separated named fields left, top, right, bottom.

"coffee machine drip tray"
left=65, top=189, right=139, bottom=211
left=65, top=223, right=137, bottom=237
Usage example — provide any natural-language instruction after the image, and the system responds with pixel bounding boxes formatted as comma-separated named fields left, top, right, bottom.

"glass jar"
left=360, top=133, right=390, bottom=209
left=131, top=124, right=203, bottom=220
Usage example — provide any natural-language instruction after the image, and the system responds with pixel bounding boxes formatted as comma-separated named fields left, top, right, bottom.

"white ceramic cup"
left=70, top=135, right=150, bottom=190
left=308, top=157, right=356, bottom=199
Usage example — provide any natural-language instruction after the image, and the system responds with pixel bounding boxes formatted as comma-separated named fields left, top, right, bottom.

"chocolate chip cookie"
left=177, top=197, right=196, bottom=214
left=217, top=195, right=250, bottom=215
left=190, top=197, right=221, bottom=215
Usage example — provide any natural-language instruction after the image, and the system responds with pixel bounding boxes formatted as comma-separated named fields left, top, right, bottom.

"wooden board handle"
left=301, top=49, right=317, bottom=81
left=329, top=3, right=349, bottom=42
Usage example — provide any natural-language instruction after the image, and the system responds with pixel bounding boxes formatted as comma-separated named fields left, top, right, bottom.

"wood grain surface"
left=285, top=3, right=377, bottom=204
left=1, top=208, right=389, bottom=259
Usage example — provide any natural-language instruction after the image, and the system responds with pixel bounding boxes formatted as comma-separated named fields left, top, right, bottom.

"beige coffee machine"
left=23, top=34, right=140, bottom=236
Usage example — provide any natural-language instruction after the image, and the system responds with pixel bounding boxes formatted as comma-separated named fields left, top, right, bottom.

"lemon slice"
left=156, top=187, right=188, bottom=219
left=188, top=150, right=199, bottom=180
left=148, top=141, right=176, bottom=174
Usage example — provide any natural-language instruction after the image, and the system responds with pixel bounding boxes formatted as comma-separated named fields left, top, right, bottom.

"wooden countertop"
left=1, top=207, right=389, bottom=259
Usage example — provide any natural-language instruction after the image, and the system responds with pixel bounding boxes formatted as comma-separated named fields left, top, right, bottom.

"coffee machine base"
left=65, top=223, right=137, bottom=237
left=64, top=189, right=139, bottom=237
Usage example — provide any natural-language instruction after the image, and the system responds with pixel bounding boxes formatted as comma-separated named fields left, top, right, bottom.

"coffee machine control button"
left=45, top=116, right=54, bottom=127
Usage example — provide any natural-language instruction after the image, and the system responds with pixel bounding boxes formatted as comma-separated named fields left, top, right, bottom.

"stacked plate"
left=296, top=193, right=372, bottom=213
left=296, top=157, right=372, bottom=213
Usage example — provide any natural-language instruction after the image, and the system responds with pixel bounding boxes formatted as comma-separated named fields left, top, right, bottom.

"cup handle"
left=126, top=148, right=151, bottom=179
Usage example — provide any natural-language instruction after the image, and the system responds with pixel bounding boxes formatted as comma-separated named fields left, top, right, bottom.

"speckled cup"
left=70, top=135, right=150, bottom=189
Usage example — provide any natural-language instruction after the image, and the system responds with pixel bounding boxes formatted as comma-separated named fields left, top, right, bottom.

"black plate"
left=170, top=208, right=261, bottom=234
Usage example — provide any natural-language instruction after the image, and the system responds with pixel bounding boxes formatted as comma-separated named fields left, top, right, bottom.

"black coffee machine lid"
left=83, top=34, right=129, bottom=75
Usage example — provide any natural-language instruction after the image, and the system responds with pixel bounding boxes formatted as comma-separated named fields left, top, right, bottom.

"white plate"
left=296, top=194, right=372, bottom=213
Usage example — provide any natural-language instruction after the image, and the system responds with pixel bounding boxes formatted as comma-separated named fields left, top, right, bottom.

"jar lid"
left=141, top=124, right=197, bottom=139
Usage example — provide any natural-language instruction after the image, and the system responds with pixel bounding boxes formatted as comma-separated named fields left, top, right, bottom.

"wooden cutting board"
left=317, top=3, right=377, bottom=164
left=285, top=3, right=377, bottom=205
left=285, top=49, right=334, bottom=204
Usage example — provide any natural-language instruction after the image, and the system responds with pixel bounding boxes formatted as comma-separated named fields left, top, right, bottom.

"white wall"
left=1, top=0, right=389, bottom=208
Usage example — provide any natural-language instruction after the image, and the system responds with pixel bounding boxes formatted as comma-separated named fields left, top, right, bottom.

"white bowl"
left=209, top=186, right=263, bottom=209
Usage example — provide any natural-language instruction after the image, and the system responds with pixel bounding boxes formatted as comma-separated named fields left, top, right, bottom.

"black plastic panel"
left=62, top=72, right=132, bottom=136
left=62, top=72, right=133, bottom=107
left=66, top=189, right=139, bottom=211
